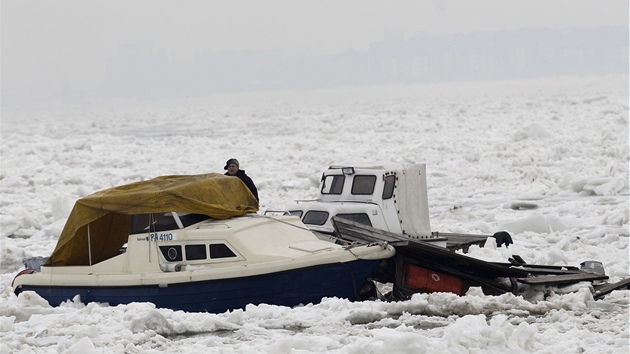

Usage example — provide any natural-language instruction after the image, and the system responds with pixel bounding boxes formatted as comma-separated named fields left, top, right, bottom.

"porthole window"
left=159, top=245, right=182, bottom=261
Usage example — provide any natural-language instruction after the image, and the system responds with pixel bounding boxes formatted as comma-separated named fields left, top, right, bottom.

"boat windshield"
left=176, top=213, right=211, bottom=227
left=129, top=212, right=210, bottom=234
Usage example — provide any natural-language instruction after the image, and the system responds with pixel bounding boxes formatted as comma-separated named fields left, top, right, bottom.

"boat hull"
left=14, top=259, right=381, bottom=313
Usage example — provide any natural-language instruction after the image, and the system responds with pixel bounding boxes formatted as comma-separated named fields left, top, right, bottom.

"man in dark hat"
left=224, top=158, right=259, bottom=202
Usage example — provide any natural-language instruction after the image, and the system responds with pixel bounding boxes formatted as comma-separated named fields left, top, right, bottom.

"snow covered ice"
left=1, top=76, right=628, bottom=353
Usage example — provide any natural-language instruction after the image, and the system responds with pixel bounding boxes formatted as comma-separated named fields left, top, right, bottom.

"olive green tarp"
left=45, top=173, right=259, bottom=266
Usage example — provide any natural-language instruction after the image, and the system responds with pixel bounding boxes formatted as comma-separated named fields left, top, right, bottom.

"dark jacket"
left=225, top=169, right=259, bottom=202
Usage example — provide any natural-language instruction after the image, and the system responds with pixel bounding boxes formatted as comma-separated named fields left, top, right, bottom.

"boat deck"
left=330, top=216, right=491, bottom=251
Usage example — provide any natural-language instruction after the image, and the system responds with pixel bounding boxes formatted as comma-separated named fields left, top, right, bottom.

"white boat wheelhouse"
left=287, top=164, right=437, bottom=241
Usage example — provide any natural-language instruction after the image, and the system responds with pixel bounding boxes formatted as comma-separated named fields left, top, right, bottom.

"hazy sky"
left=2, top=0, right=627, bottom=104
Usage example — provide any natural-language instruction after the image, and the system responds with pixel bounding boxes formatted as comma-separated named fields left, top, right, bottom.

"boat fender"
left=11, top=269, right=38, bottom=288
left=160, top=263, right=183, bottom=272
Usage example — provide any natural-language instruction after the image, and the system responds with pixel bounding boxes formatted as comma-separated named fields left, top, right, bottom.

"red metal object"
left=402, top=263, right=466, bottom=295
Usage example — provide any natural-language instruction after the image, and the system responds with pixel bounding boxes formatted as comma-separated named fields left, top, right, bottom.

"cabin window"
left=289, top=210, right=303, bottom=217
left=303, top=210, right=329, bottom=225
left=160, top=245, right=182, bottom=262
left=130, top=213, right=179, bottom=234
left=177, top=213, right=211, bottom=227
left=210, top=244, right=237, bottom=259
left=335, top=213, right=372, bottom=226
left=130, top=214, right=151, bottom=234
left=152, top=213, right=180, bottom=231
left=185, top=244, right=207, bottom=260
left=382, top=175, right=396, bottom=199
left=351, top=175, right=376, bottom=195
left=321, top=175, right=345, bottom=194
left=130, top=213, right=209, bottom=234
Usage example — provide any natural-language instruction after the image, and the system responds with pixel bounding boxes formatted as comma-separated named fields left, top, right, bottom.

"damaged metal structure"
left=333, top=217, right=630, bottom=300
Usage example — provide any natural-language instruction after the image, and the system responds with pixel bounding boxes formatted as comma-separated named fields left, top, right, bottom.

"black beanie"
left=224, top=158, right=239, bottom=170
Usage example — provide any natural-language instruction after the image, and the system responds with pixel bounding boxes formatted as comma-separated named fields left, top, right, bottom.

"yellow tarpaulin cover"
left=45, top=173, right=259, bottom=266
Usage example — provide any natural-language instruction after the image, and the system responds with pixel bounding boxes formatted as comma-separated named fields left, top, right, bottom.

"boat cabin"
left=287, top=164, right=434, bottom=240
left=128, top=212, right=241, bottom=266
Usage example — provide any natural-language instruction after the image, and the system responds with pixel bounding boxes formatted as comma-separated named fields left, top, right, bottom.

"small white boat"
left=282, top=163, right=514, bottom=250
left=12, top=174, right=395, bottom=313
left=284, top=164, right=449, bottom=246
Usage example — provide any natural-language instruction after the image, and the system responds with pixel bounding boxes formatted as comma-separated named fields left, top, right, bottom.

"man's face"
left=226, top=163, right=239, bottom=175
